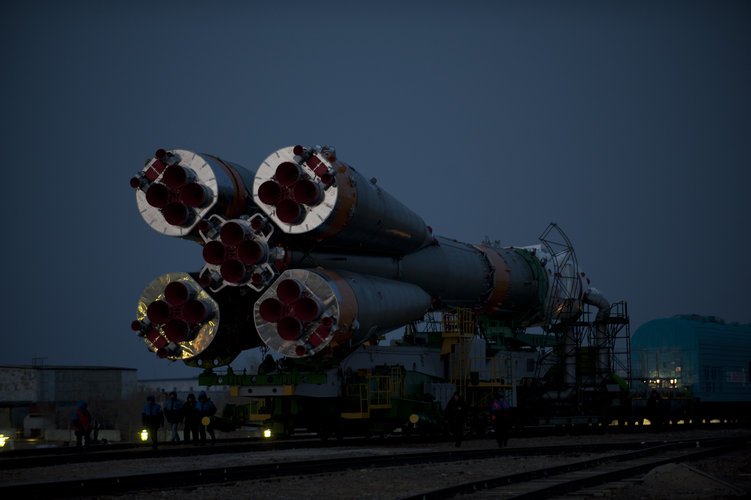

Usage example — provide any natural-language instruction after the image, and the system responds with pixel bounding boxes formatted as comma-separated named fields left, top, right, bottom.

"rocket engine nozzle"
left=134, top=272, right=220, bottom=361
left=197, top=216, right=276, bottom=292
left=254, top=269, right=431, bottom=359
left=130, top=149, right=256, bottom=241
left=251, top=145, right=432, bottom=253
left=164, top=281, right=190, bottom=306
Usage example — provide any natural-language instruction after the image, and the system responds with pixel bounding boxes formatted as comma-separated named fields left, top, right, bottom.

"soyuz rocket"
left=130, top=145, right=610, bottom=371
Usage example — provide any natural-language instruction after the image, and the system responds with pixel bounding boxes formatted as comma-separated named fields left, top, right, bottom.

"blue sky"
left=1, top=0, right=749, bottom=379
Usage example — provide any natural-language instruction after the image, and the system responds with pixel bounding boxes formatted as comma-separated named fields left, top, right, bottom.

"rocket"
left=130, top=145, right=608, bottom=370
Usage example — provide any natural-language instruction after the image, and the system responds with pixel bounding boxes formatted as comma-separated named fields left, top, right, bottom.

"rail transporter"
left=129, top=145, right=631, bottom=437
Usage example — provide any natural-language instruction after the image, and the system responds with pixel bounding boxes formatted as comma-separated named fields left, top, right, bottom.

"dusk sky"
left=1, top=1, right=749, bottom=379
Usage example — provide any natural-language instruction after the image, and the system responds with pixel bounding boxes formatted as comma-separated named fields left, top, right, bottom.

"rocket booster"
left=130, top=145, right=594, bottom=366
left=252, top=145, right=432, bottom=253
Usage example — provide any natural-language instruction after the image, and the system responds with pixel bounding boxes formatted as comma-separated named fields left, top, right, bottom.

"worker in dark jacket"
left=72, top=401, right=92, bottom=448
left=490, top=390, right=510, bottom=448
left=196, top=391, right=217, bottom=445
left=141, top=394, right=164, bottom=449
left=183, top=393, right=200, bottom=444
left=164, top=391, right=184, bottom=443
left=646, top=389, right=664, bottom=430
left=444, top=392, right=466, bottom=447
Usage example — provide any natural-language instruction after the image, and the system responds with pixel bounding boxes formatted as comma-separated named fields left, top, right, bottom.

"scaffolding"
left=340, top=366, right=405, bottom=419
left=534, top=300, right=631, bottom=389
left=442, top=308, right=513, bottom=408
left=442, top=308, right=475, bottom=390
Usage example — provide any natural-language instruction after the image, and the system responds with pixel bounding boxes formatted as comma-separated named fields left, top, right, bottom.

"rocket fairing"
left=130, top=145, right=595, bottom=367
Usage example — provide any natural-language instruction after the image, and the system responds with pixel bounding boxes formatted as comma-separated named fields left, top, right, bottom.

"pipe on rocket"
left=583, top=287, right=611, bottom=381
left=563, top=327, right=578, bottom=387
left=254, top=268, right=432, bottom=358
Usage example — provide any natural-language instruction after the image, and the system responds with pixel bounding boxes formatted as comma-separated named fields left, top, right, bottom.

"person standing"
left=646, top=389, right=663, bottom=430
left=444, top=392, right=466, bottom=447
left=72, top=401, right=92, bottom=449
left=196, top=391, right=217, bottom=445
left=164, top=391, right=184, bottom=443
left=183, top=393, right=200, bottom=444
left=490, top=390, right=510, bottom=448
left=141, top=395, right=164, bottom=449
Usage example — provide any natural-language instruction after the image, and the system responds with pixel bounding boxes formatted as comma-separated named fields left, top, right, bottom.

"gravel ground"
left=607, top=449, right=751, bottom=500
left=4, top=429, right=750, bottom=499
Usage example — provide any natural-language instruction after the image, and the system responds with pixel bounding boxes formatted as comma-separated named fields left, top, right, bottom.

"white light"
left=140, top=429, right=149, bottom=441
left=263, top=428, right=272, bottom=438
left=0, top=434, right=7, bottom=447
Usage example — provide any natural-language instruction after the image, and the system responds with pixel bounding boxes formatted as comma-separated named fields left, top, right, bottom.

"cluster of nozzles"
left=257, top=278, right=334, bottom=356
left=200, top=219, right=270, bottom=287
left=129, top=149, right=210, bottom=227
left=131, top=281, right=213, bottom=358
left=257, top=146, right=333, bottom=224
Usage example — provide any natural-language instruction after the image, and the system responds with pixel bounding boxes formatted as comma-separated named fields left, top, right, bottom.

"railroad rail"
left=2, top=437, right=746, bottom=498
left=399, top=437, right=750, bottom=499
left=0, top=433, right=688, bottom=471
left=2, top=420, right=744, bottom=470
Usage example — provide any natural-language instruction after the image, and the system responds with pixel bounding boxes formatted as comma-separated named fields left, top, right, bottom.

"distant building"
left=0, top=364, right=232, bottom=443
left=631, top=315, right=751, bottom=402
left=0, top=364, right=137, bottom=438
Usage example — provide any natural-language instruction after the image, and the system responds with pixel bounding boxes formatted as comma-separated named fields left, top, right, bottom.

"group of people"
left=444, top=390, right=512, bottom=448
left=140, top=391, right=217, bottom=449
left=76, top=388, right=512, bottom=450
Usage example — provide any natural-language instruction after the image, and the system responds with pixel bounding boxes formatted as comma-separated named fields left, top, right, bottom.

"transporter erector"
left=130, top=145, right=630, bottom=435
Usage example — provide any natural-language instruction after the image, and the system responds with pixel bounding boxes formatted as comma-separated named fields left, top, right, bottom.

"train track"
left=0, top=441, right=653, bottom=498
left=0, top=433, right=694, bottom=471
left=400, top=438, right=750, bottom=499
left=0, top=433, right=500, bottom=470
left=0, top=437, right=313, bottom=470
left=2, top=437, right=747, bottom=499
left=1, top=422, right=742, bottom=470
